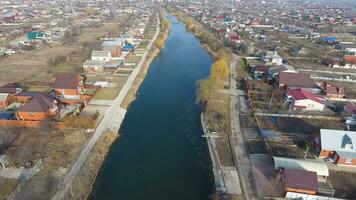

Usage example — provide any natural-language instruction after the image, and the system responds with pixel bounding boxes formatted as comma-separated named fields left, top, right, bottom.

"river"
left=89, top=14, right=214, bottom=200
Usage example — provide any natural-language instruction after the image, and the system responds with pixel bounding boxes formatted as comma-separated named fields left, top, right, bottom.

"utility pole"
left=268, top=89, right=274, bottom=111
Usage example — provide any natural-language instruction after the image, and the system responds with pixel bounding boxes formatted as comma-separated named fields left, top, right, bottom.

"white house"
left=268, top=65, right=297, bottom=77
left=91, top=50, right=112, bottom=61
left=265, top=51, right=283, bottom=65
left=286, top=89, right=333, bottom=112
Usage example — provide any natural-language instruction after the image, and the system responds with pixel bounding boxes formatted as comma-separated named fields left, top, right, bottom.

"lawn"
left=50, top=62, right=83, bottom=74
left=93, top=87, right=119, bottom=100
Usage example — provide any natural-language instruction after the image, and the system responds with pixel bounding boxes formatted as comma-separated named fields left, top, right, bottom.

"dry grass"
left=0, top=16, right=126, bottom=86
left=0, top=128, right=92, bottom=199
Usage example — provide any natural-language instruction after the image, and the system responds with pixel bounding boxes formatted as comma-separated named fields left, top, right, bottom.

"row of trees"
left=198, top=50, right=230, bottom=103
left=155, top=11, right=171, bottom=50
left=167, top=6, right=230, bottom=104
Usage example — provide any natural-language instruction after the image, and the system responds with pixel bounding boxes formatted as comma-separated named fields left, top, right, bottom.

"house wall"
left=54, top=88, right=80, bottom=96
left=16, top=111, right=51, bottom=121
left=319, top=150, right=335, bottom=158
left=0, top=95, right=15, bottom=108
left=294, top=99, right=324, bottom=111
left=285, top=187, right=317, bottom=195
left=336, top=156, right=356, bottom=167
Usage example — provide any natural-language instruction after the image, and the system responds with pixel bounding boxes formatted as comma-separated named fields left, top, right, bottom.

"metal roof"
left=320, top=129, right=356, bottom=159
left=273, top=156, right=329, bottom=177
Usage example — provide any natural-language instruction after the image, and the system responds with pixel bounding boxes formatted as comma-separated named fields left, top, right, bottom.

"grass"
left=137, top=41, right=149, bottom=49
left=27, top=85, right=50, bottom=92
left=93, top=87, right=119, bottom=100
left=82, top=88, right=97, bottom=95
left=237, top=59, right=249, bottom=79
left=0, top=179, right=18, bottom=199
left=125, top=55, right=141, bottom=63
left=49, top=62, right=82, bottom=73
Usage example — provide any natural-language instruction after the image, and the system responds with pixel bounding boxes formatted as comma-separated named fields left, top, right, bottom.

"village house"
left=83, top=60, right=104, bottom=73
left=16, top=93, right=58, bottom=121
left=268, top=65, right=297, bottom=78
left=286, top=89, right=333, bottom=112
left=278, top=72, right=321, bottom=93
left=273, top=157, right=330, bottom=195
left=317, top=129, right=356, bottom=167
left=53, top=74, right=84, bottom=100
left=344, top=104, right=356, bottom=117
left=325, top=85, right=345, bottom=99
left=251, top=65, right=268, bottom=79
left=0, top=83, right=23, bottom=95
left=333, top=55, right=356, bottom=69
left=91, top=50, right=112, bottom=61
left=0, top=93, right=15, bottom=109
left=265, top=51, right=283, bottom=65
left=282, top=169, right=318, bottom=195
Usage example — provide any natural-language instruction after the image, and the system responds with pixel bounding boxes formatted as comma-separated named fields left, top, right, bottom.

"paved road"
left=51, top=15, right=161, bottom=200
left=229, top=55, right=258, bottom=200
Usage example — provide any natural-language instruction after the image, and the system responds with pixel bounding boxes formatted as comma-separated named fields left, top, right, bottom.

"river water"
left=89, top=14, right=214, bottom=200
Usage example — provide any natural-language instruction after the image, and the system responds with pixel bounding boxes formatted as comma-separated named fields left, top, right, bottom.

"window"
left=342, top=134, right=353, bottom=150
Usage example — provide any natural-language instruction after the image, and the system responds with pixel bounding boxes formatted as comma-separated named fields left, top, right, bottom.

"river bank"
left=89, top=13, right=214, bottom=200
left=58, top=11, right=171, bottom=200
left=122, top=13, right=170, bottom=108
left=167, top=6, right=244, bottom=200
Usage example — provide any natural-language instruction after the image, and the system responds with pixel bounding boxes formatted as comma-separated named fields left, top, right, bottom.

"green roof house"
left=26, top=32, right=45, bottom=40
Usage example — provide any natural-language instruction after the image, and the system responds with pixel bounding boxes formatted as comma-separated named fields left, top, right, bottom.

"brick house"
left=16, top=93, right=58, bottom=121
left=53, top=74, right=84, bottom=100
left=316, top=129, right=356, bottom=167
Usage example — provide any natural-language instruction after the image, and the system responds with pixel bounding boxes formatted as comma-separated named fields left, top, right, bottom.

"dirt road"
left=230, top=54, right=258, bottom=200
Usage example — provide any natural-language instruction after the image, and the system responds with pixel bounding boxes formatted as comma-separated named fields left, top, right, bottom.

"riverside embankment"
left=89, top=13, right=215, bottom=200
left=51, top=13, right=163, bottom=200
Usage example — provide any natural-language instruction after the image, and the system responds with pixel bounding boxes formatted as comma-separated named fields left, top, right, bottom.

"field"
left=0, top=16, right=127, bottom=86
left=0, top=127, right=92, bottom=199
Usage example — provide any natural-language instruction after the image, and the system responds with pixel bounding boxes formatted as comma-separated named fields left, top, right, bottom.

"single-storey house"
left=83, top=60, right=104, bottom=73
left=282, top=169, right=318, bottom=195
left=252, top=65, right=268, bottom=79
left=317, top=129, right=356, bottom=167
left=26, top=31, right=45, bottom=40
left=91, top=50, right=112, bottom=61
left=16, top=93, right=58, bottom=121
left=53, top=74, right=84, bottom=100
left=286, top=89, right=333, bottom=112
left=268, top=65, right=297, bottom=78
left=279, top=72, right=321, bottom=93
left=265, top=51, right=283, bottom=65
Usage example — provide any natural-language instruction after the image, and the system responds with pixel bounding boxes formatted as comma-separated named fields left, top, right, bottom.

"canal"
left=89, top=14, right=214, bottom=200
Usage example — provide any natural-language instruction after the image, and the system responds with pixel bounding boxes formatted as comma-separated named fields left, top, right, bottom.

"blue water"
left=89, top=14, right=214, bottom=200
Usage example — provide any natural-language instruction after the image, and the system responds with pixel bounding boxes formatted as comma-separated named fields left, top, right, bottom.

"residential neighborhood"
left=0, top=0, right=356, bottom=200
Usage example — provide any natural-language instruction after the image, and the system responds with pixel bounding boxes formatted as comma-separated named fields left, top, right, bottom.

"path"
left=51, top=14, right=161, bottom=200
left=230, top=54, right=257, bottom=200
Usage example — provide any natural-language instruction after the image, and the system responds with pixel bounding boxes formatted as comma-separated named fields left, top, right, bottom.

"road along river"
left=89, top=14, right=215, bottom=200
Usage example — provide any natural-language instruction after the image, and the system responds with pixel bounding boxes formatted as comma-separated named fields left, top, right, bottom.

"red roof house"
left=286, top=89, right=333, bottom=111
left=343, top=55, right=356, bottom=65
